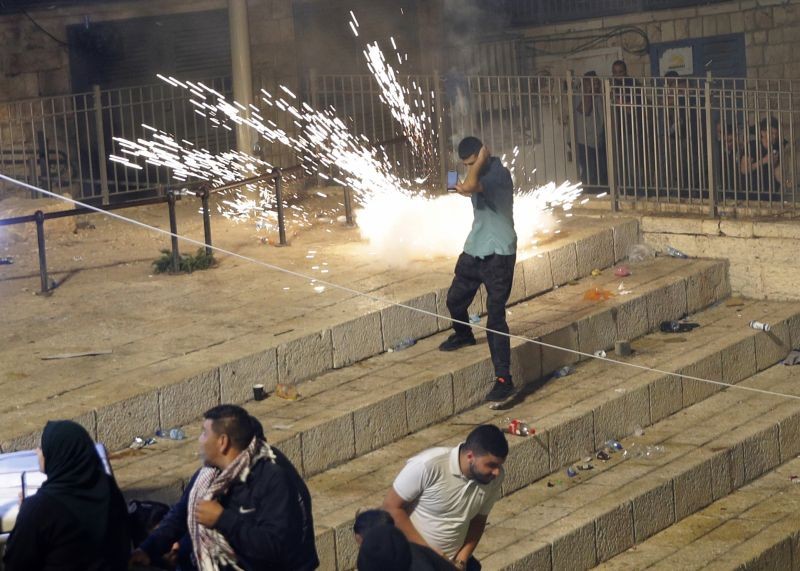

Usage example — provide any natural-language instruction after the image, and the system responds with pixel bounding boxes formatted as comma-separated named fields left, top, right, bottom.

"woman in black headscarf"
left=3, top=420, right=131, bottom=571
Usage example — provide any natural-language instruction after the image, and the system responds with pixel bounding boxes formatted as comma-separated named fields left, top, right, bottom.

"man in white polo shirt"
left=382, top=425, right=508, bottom=571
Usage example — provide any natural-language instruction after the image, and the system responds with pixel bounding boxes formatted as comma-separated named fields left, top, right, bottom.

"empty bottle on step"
left=156, top=428, right=185, bottom=440
left=390, top=338, right=416, bottom=352
left=553, top=366, right=574, bottom=378
left=665, top=246, right=689, bottom=259
left=749, top=320, right=771, bottom=332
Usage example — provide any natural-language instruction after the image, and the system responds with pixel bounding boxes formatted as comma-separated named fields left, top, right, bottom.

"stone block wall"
left=639, top=214, right=800, bottom=301
left=0, top=0, right=297, bottom=103
left=521, top=0, right=800, bottom=80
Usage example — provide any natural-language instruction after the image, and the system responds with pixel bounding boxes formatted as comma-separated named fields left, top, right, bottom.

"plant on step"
left=152, top=248, right=215, bottom=274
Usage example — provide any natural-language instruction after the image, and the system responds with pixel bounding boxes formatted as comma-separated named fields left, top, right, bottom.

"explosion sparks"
left=111, top=13, right=583, bottom=265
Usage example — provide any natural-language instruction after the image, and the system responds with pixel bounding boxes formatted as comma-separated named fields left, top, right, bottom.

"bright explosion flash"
left=111, top=14, right=584, bottom=265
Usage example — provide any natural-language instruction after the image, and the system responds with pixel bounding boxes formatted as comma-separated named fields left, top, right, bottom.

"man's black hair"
left=353, top=509, right=395, bottom=536
left=464, top=424, right=508, bottom=459
left=457, top=136, right=483, bottom=160
left=204, top=404, right=255, bottom=450
left=583, top=70, right=597, bottom=77
left=664, top=70, right=679, bottom=78
left=612, top=59, right=627, bottom=71
left=760, top=117, right=779, bottom=131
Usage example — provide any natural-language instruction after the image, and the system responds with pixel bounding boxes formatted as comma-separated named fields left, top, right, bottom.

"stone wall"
left=0, top=0, right=296, bottom=103
left=520, top=0, right=800, bottom=79
left=640, top=214, right=800, bottom=300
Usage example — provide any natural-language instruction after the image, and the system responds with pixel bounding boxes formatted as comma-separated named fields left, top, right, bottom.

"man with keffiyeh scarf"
left=130, top=405, right=318, bottom=571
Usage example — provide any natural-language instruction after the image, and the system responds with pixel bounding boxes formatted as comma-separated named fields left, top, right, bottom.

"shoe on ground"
left=485, top=377, right=514, bottom=402
left=438, top=333, right=477, bottom=352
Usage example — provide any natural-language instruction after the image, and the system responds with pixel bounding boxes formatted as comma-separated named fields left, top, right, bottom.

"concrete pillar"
left=229, top=0, right=254, bottom=155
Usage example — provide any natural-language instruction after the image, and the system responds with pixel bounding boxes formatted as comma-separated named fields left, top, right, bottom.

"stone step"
left=299, top=298, right=797, bottom=570
left=475, top=358, right=800, bottom=570
left=0, top=217, right=639, bottom=454
left=595, top=457, right=800, bottom=570
left=111, top=257, right=738, bottom=567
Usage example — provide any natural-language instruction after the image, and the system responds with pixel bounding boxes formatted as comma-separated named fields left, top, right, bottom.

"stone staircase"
left=0, top=217, right=637, bottom=454
left=73, top=212, right=800, bottom=570
left=596, top=456, right=800, bottom=570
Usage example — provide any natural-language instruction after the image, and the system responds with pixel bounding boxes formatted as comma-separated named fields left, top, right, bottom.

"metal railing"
left=0, top=77, right=236, bottom=204
left=313, top=71, right=800, bottom=213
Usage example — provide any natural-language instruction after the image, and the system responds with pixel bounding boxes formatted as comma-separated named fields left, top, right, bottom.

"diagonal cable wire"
left=2, top=172, right=799, bottom=402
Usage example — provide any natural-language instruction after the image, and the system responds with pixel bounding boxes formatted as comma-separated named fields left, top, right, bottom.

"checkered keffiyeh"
left=187, top=437, right=276, bottom=571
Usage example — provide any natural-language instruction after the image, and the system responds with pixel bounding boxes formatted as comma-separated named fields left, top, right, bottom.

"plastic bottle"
left=505, top=418, right=532, bottom=437
left=389, top=338, right=416, bottom=352
left=665, top=246, right=689, bottom=259
left=749, top=320, right=771, bottom=332
left=156, top=428, right=186, bottom=440
left=553, top=365, right=574, bottom=378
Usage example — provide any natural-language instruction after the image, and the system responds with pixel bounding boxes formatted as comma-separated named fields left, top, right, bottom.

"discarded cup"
left=577, top=462, right=593, bottom=471
left=506, top=418, right=533, bottom=437
left=156, top=428, right=185, bottom=440
left=749, top=320, right=771, bottom=332
left=566, top=466, right=578, bottom=478
left=390, top=338, right=416, bottom=352
left=275, top=383, right=300, bottom=401
left=594, top=350, right=607, bottom=358
left=615, top=340, right=632, bottom=356
left=469, top=314, right=481, bottom=324
left=253, top=384, right=266, bottom=401
left=553, top=365, right=575, bottom=378
left=596, top=450, right=610, bottom=461
left=627, top=244, right=654, bottom=263
left=606, top=439, right=624, bottom=451
left=665, top=245, right=689, bottom=259
left=613, top=265, right=631, bottom=277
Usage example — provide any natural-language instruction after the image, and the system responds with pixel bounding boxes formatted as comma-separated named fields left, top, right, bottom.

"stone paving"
left=0, top=201, right=637, bottom=453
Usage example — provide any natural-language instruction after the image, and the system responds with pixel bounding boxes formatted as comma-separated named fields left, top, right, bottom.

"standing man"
left=382, top=424, right=509, bottom=571
left=130, top=405, right=319, bottom=571
left=440, top=136, right=517, bottom=403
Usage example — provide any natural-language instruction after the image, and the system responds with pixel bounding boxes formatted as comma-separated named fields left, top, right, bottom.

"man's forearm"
left=385, top=507, right=434, bottom=550
left=454, top=517, right=486, bottom=563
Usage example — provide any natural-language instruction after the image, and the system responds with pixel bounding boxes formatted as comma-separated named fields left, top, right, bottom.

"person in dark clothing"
left=357, top=524, right=412, bottom=571
left=353, top=509, right=454, bottom=571
left=439, top=136, right=517, bottom=403
left=129, top=405, right=318, bottom=571
left=740, top=116, right=786, bottom=200
left=3, top=420, right=131, bottom=571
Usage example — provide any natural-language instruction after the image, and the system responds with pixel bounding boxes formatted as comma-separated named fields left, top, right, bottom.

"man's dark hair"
left=664, top=70, right=679, bottom=78
left=612, top=59, right=627, bottom=71
left=353, top=509, right=395, bottom=536
left=457, top=136, right=483, bottom=160
left=760, top=117, right=779, bottom=131
left=464, top=424, right=508, bottom=459
left=583, top=70, right=597, bottom=77
left=204, top=404, right=255, bottom=450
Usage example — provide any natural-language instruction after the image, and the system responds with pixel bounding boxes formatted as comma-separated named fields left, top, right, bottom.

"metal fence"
left=0, top=77, right=235, bottom=203
left=4, top=70, right=799, bottom=213
left=310, top=71, right=800, bottom=213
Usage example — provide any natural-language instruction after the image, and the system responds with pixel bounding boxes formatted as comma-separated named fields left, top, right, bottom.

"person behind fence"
left=573, top=71, right=607, bottom=188
left=129, top=404, right=319, bottom=571
left=3, top=420, right=131, bottom=571
left=611, top=60, right=644, bottom=192
left=438, top=137, right=517, bottom=403
left=353, top=509, right=454, bottom=570
left=714, top=121, right=743, bottom=198
left=382, top=424, right=508, bottom=571
left=740, top=117, right=786, bottom=197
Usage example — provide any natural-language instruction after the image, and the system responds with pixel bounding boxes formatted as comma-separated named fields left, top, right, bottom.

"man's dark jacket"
left=140, top=447, right=318, bottom=571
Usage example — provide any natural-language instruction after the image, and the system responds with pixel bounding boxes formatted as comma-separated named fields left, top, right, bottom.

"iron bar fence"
left=0, top=77, right=236, bottom=204
left=2, top=72, right=799, bottom=214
